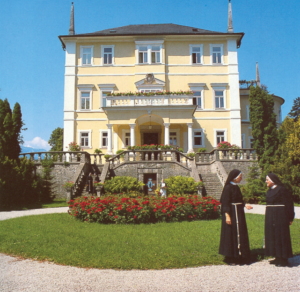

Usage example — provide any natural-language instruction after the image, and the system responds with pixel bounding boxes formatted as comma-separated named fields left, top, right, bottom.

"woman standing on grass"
left=265, top=173, right=294, bottom=267
left=219, top=169, right=253, bottom=264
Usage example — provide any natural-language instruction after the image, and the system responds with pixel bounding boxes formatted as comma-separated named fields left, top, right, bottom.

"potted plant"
left=198, top=148, right=207, bottom=153
left=104, top=154, right=112, bottom=161
left=116, top=149, right=125, bottom=158
left=149, top=144, right=157, bottom=150
left=187, top=152, right=195, bottom=159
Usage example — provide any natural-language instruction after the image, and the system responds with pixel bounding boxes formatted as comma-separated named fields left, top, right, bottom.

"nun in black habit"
left=265, top=173, right=295, bottom=267
left=219, top=169, right=253, bottom=263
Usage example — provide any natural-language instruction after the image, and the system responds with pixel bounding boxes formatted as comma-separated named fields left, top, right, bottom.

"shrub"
left=187, top=152, right=195, bottom=158
left=94, top=149, right=102, bottom=154
left=104, top=176, right=144, bottom=195
left=68, top=142, right=82, bottom=151
left=165, top=176, right=201, bottom=195
left=116, top=150, right=125, bottom=158
left=178, top=148, right=184, bottom=152
left=198, top=148, right=207, bottom=153
left=68, top=195, right=221, bottom=224
left=104, top=154, right=112, bottom=160
left=217, top=141, right=231, bottom=149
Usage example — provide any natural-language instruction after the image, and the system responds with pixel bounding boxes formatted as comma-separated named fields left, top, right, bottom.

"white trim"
left=122, top=129, right=131, bottom=149
left=210, top=44, right=224, bottom=65
left=78, top=129, right=92, bottom=149
left=99, top=129, right=108, bottom=148
left=213, top=128, right=228, bottom=147
left=80, top=46, right=94, bottom=66
left=193, top=128, right=205, bottom=148
left=113, top=132, right=117, bottom=153
left=193, top=117, right=230, bottom=120
left=101, top=45, right=115, bottom=66
left=189, top=44, right=203, bottom=65
left=98, top=84, right=115, bottom=108
left=75, top=72, right=231, bottom=77
left=64, top=118, right=108, bottom=121
left=135, top=40, right=164, bottom=45
left=211, top=87, right=227, bottom=110
left=189, top=84, right=205, bottom=110
left=78, top=88, right=93, bottom=111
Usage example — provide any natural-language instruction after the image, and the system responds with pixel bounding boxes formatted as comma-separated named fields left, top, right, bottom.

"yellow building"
left=59, top=2, right=284, bottom=156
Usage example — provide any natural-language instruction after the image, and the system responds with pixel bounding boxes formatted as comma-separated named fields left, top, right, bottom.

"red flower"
left=189, top=215, right=192, bottom=218
left=109, top=212, right=113, bottom=216
left=204, top=209, right=206, bottom=212
left=134, top=215, right=137, bottom=219
left=162, top=209, right=166, bottom=213
left=153, top=209, right=157, bottom=212
left=115, top=215, right=118, bottom=219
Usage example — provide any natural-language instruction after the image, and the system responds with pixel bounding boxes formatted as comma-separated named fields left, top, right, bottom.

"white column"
left=129, top=123, right=136, bottom=146
left=228, top=39, right=242, bottom=147
left=107, top=124, right=113, bottom=154
left=187, top=123, right=193, bottom=153
left=164, top=123, right=170, bottom=145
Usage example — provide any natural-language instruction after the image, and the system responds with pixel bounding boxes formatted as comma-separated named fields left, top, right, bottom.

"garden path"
left=0, top=205, right=299, bottom=291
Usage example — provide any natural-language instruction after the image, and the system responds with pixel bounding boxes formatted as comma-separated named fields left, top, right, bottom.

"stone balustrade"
left=107, top=150, right=193, bottom=168
left=196, top=148, right=256, bottom=163
left=19, top=151, right=91, bottom=164
left=106, top=95, right=193, bottom=107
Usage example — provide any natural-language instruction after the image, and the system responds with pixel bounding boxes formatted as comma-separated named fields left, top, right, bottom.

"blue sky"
left=0, top=0, right=299, bottom=150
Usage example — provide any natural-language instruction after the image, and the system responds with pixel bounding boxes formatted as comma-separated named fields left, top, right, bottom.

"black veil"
left=267, top=173, right=284, bottom=187
left=220, top=169, right=241, bottom=203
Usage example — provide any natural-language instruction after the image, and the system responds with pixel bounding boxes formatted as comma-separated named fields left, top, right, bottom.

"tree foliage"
left=288, top=96, right=300, bottom=122
left=249, top=86, right=279, bottom=176
left=271, top=117, right=300, bottom=202
left=0, top=99, right=52, bottom=209
left=48, top=127, right=63, bottom=152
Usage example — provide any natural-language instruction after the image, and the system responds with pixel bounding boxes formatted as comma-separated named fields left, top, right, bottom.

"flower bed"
left=68, top=195, right=221, bottom=224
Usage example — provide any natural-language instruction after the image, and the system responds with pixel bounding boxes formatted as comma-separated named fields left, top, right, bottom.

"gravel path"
left=0, top=205, right=299, bottom=292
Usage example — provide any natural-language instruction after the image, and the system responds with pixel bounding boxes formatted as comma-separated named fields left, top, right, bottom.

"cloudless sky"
left=0, top=0, right=299, bottom=150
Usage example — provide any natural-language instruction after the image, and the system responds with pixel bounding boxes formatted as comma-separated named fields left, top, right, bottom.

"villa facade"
left=59, top=3, right=284, bottom=155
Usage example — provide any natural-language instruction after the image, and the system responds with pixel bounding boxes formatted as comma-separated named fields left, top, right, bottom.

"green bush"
left=116, top=150, right=125, bottom=158
left=104, top=176, right=144, bottom=195
left=165, top=176, right=201, bottom=195
left=198, top=148, right=207, bottom=153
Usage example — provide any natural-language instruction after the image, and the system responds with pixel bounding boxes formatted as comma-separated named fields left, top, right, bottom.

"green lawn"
left=0, top=214, right=299, bottom=270
left=0, top=199, right=68, bottom=211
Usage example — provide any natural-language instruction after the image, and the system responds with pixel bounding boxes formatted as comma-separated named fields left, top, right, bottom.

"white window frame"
left=135, top=40, right=164, bottom=65
left=99, top=130, right=108, bottom=148
left=249, top=136, right=254, bottom=149
left=210, top=44, right=223, bottom=65
left=80, top=46, right=93, bottom=66
left=78, top=129, right=92, bottom=149
left=151, top=45, right=161, bottom=64
left=101, top=45, right=115, bottom=66
left=213, top=129, right=228, bottom=147
left=211, top=86, right=227, bottom=110
left=246, top=105, right=250, bottom=121
left=98, top=84, right=115, bottom=110
left=169, top=129, right=180, bottom=147
left=241, top=134, right=245, bottom=148
left=189, top=44, right=203, bottom=65
left=189, top=83, right=205, bottom=110
left=78, top=85, right=93, bottom=111
left=122, top=129, right=131, bottom=148
left=193, top=129, right=205, bottom=148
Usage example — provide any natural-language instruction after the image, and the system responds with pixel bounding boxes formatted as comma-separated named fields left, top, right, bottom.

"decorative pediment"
left=135, top=74, right=165, bottom=87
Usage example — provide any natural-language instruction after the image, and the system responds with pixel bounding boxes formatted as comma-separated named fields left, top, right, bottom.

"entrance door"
left=144, top=174, right=157, bottom=195
left=144, top=133, right=158, bottom=145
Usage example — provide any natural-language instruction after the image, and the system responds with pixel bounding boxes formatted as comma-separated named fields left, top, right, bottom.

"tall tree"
left=249, top=86, right=279, bottom=176
left=48, top=127, right=64, bottom=151
left=288, top=97, right=300, bottom=122
left=11, top=103, right=23, bottom=159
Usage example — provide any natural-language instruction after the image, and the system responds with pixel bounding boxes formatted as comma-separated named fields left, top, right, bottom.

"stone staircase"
left=200, top=173, right=223, bottom=200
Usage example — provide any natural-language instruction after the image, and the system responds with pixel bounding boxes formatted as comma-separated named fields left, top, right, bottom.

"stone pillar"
left=106, top=124, right=113, bottom=154
left=187, top=123, right=193, bottom=153
left=129, top=123, right=136, bottom=146
left=164, top=123, right=170, bottom=145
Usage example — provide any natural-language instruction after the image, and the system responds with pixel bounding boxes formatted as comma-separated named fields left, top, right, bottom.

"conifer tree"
left=288, top=97, right=300, bottom=122
left=249, top=86, right=279, bottom=176
left=11, top=103, right=23, bottom=159
left=48, top=127, right=64, bottom=151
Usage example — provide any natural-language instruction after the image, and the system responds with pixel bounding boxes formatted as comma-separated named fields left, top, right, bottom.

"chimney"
left=69, top=2, right=75, bottom=35
left=227, top=0, right=234, bottom=33
left=256, top=62, right=261, bottom=87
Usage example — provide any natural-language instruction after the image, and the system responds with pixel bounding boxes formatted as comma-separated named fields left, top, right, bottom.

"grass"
left=0, top=199, right=68, bottom=211
left=0, top=214, right=299, bottom=270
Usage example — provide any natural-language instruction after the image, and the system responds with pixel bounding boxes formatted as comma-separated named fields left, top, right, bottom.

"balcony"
left=105, top=94, right=193, bottom=107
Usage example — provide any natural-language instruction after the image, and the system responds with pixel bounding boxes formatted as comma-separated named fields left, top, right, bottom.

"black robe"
left=86, top=175, right=94, bottom=194
left=265, top=186, right=294, bottom=259
left=219, top=184, right=250, bottom=258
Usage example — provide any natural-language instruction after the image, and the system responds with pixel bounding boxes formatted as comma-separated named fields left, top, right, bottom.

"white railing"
left=106, top=95, right=193, bottom=107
